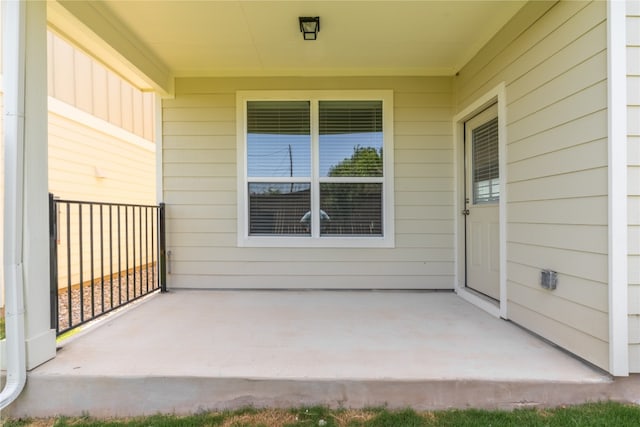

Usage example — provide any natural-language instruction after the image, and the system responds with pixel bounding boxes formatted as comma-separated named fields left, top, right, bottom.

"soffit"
left=90, top=0, right=527, bottom=78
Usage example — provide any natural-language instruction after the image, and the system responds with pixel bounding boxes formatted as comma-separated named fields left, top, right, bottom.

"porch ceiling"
left=49, top=1, right=527, bottom=94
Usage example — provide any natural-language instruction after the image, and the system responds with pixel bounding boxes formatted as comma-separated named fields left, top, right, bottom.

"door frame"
left=453, top=83, right=507, bottom=319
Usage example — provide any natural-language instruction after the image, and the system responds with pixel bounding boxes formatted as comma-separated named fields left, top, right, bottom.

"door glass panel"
left=472, top=117, right=499, bottom=204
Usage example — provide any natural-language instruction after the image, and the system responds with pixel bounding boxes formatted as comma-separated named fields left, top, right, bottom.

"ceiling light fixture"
left=299, top=16, right=320, bottom=40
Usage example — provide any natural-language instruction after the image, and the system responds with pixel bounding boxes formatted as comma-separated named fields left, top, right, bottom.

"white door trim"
left=453, top=83, right=507, bottom=319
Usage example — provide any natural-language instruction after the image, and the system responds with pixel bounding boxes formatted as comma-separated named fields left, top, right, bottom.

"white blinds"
left=319, top=101, right=383, bottom=177
left=318, top=101, right=384, bottom=235
left=472, top=117, right=499, bottom=204
left=248, top=183, right=311, bottom=235
left=247, top=101, right=310, bottom=135
left=244, top=99, right=386, bottom=237
left=247, top=101, right=311, bottom=178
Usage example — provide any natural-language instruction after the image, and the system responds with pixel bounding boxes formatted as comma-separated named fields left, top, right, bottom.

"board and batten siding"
left=454, top=1, right=610, bottom=370
left=163, top=77, right=455, bottom=289
left=627, top=0, right=640, bottom=372
left=47, top=30, right=155, bottom=142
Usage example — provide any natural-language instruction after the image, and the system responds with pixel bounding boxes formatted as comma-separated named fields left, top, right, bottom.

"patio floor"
left=7, top=290, right=639, bottom=417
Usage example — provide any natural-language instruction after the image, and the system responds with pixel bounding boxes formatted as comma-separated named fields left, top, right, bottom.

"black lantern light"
left=299, top=16, right=320, bottom=40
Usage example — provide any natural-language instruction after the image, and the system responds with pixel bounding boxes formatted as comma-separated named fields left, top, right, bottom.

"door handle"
left=462, top=209, right=470, bottom=216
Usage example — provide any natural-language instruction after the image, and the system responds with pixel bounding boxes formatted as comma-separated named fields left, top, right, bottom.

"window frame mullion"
left=310, top=99, right=320, bottom=238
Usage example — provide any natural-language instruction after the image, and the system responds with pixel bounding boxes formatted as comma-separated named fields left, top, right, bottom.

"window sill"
left=238, top=235, right=395, bottom=248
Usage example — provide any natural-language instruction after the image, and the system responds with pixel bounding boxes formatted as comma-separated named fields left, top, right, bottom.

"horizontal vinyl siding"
left=627, top=0, right=640, bottom=372
left=454, top=1, right=609, bottom=370
left=163, top=76, right=455, bottom=289
left=49, top=103, right=157, bottom=290
left=48, top=108, right=156, bottom=205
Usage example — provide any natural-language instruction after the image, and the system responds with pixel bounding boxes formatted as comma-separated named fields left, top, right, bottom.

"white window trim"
left=236, top=90, right=394, bottom=248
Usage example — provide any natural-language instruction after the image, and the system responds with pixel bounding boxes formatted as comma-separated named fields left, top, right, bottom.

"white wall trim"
left=607, top=0, right=628, bottom=377
left=48, top=96, right=156, bottom=153
left=453, top=82, right=507, bottom=319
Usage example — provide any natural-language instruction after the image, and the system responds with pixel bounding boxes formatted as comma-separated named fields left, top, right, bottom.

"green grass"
left=3, top=402, right=640, bottom=427
left=0, top=314, right=5, bottom=340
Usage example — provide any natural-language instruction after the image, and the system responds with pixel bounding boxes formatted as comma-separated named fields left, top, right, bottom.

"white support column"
left=0, top=0, right=5, bottom=317
left=155, top=94, right=163, bottom=204
left=607, top=0, right=628, bottom=376
left=22, top=0, right=56, bottom=370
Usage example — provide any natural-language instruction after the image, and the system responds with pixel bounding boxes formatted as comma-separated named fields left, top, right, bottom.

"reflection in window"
left=319, top=101, right=383, bottom=177
left=318, top=101, right=384, bottom=236
left=320, top=183, right=383, bottom=236
left=240, top=94, right=391, bottom=243
left=248, top=183, right=311, bottom=235
left=247, top=101, right=311, bottom=177
left=474, top=178, right=499, bottom=204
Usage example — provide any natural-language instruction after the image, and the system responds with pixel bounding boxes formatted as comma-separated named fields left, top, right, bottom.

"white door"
left=464, top=104, right=500, bottom=300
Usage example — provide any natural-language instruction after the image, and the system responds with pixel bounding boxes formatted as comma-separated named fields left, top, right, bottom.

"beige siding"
left=164, top=76, right=455, bottom=289
left=49, top=102, right=157, bottom=289
left=49, top=109, right=156, bottom=205
left=454, top=1, right=609, bottom=370
left=627, top=0, right=640, bottom=372
left=0, top=28, right=157, bottom=304
left=47, top=30, right=155, bottom=142
left=45, top=30, right=158, bottom=291
left=53, top=199, right=156, bottom=293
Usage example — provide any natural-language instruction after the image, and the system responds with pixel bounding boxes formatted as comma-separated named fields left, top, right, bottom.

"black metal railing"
left=49, top=194, right=166, bottom=335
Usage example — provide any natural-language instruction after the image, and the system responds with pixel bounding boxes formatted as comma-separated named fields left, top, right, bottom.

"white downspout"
left=0, top=0, right=28, bottom=409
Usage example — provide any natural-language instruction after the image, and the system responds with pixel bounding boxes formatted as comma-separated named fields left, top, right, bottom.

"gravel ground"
left=55, top=264, right=159, bottom=333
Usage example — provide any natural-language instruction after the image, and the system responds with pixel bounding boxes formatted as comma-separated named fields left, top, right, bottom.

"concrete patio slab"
left=6, top=290, right=638, bottom=417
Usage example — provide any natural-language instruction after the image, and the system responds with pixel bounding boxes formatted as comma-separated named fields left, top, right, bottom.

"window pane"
left=248, top=183, right=311, bottom=235
left=247, top=101, right=311, bottom=177
left=320, top=183, right=383, bottom=236
left=319, top=101, right=383, bottom=177
left=472, top=117, right=499, bottom=204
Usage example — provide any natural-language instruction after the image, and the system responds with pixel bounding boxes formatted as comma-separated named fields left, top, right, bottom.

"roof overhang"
left=48, top=0, right=174, bottom=95
left=47, top=0, right=534, bottom=97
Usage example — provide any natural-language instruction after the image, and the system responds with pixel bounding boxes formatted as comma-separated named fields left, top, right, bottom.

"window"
left=471, top=116, right=499, bottom=204
left=237, top=91, right=394, bottom=247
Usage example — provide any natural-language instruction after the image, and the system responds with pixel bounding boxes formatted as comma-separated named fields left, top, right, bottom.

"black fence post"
left=159, top=203, right=168, bottom=293
left=49, top=193, right=59, bottom=331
